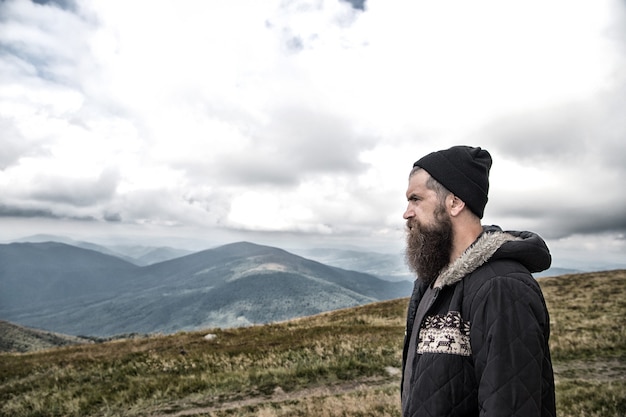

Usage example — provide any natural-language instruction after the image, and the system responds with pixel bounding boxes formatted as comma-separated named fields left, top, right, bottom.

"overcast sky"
left=1, top=0, right=625, bottom=269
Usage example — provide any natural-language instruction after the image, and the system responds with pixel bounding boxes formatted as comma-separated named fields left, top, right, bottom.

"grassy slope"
left=0, top=321, right=93, bottom=353
left=1, top=270, right=624, bottom=417
left=542, top=269, right=626, bottom=417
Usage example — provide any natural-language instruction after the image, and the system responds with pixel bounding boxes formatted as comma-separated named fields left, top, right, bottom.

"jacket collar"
left=433, top=231, right=520, bottom=289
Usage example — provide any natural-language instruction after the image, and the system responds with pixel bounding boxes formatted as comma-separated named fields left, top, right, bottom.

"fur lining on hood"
left=433, top=231, right=520, bottom=289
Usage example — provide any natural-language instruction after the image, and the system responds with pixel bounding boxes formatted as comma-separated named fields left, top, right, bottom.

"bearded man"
left=401, top=146, right=556, bottom=417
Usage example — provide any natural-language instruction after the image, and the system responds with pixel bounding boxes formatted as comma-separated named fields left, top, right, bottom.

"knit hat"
left=413, top=145, right=492, bottom=218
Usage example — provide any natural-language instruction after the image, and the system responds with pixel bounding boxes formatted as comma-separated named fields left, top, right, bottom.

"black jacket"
left=401, top=226, right=556, bottom=417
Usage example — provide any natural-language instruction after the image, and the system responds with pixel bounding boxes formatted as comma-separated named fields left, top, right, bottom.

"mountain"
left=0, top=241, right=140, bottom=311
left=296, top=247, right=591, bottom=281
left=14, top=234, right=139, bottom=263
left=0, top=241, right=412, bottom=337
left=15, top=234, right=193, bottom=265
left=294, top=247, right=413, bottom=282
left=129, top=246, right=194, bottom=266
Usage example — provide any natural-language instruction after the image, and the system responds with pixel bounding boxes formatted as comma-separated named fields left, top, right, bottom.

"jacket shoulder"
left=463, top=258, right=543, bottom=299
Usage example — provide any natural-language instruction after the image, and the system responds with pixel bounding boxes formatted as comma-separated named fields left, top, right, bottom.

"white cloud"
left=0, top=0, right=625, bottom=268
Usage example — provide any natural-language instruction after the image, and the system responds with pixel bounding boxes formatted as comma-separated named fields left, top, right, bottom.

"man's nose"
left=403, top=206, right=414, bottom=220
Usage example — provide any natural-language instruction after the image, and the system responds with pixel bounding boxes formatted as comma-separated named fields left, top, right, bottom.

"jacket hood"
left=433, top=225, right=551, bottom=288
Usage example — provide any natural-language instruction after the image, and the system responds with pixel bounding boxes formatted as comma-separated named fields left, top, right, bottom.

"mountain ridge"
left=0, top=241, right=412, bottom=337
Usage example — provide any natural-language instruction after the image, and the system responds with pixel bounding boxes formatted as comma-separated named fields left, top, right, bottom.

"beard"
left=405, top=206, right=453, bottom=286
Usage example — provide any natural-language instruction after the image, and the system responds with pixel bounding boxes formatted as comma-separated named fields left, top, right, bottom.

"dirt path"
left=147, top=376, right=399, bottom=417
left=553, top=357, right=626, bottom=382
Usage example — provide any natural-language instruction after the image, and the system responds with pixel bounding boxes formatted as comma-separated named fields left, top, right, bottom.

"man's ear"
left=449, top=195, right=465, bottom=217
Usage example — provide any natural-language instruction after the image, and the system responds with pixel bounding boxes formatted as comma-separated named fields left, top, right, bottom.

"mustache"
left=406, top=218, right=418, bottom=231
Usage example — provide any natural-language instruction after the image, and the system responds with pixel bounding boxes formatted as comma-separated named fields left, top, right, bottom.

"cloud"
left=0, top=0, right=625, bottom=268
left=477, top=74, right=626, bottom=241
left=0, top=0, right=90, bottom=85
left=28, top=166, right=120, bottom=206
left=31, top=0, right=76, bottom=11
left=0, top=117, right=39, bottom=169
left=0, top=203, right=96, bottom=221
left=480, top=85, right=626, bottom=167
left=339, top=0, right=366, bottom=11
left=0, top=204, right=59, bottom=219
left=210, top=105, right=376, bottom=186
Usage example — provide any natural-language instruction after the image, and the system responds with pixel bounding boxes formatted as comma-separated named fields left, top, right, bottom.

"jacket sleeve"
left=469, top=272, right=551, bottom=417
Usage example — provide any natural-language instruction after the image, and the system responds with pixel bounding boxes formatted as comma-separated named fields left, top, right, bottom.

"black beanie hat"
left=413, top=145, right=492, bottom=218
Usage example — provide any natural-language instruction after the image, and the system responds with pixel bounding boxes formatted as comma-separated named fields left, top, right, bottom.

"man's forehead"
left=406, top=170, right=430, bottom=195
left=408, top=169, right=430, bottom=186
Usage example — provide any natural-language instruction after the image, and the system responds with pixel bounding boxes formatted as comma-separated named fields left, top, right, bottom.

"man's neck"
left=450, top=222, right=483, bottom=263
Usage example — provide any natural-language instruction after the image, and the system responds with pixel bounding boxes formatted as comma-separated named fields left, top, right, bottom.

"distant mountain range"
left=13, top=234, right=193, bottom=266
left=9, top=234, right=589, bottom=278
left=0, top=241, right=412, bottom=337
left=293, top=247, right=414, bottom=282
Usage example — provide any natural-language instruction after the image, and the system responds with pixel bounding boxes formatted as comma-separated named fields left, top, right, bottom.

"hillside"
left=0, top=242, right=140, bottom=310
left=1, top=270, right=624, bottom=417
left=0, top=241, right=412, bottom=337
left=294, top=247, right=413, bottom=282
left=0, top=321, right=92, bottom=353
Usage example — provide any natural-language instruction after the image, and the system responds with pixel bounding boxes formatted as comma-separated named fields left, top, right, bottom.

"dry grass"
left=541, top=269, right=626, bottom=360
left=1, top=270, right=625, bottom=417
left=209, top=384, right=401, bottom=417
left=540, top=270, right=626, bottom=417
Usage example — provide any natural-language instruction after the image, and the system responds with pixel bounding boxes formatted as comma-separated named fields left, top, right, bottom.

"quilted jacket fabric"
left=401, top=226, right=556, bottom=417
